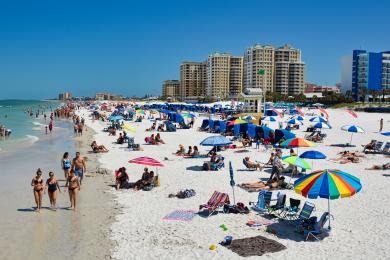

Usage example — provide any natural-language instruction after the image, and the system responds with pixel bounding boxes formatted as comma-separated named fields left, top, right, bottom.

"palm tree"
left=359, top=86, right=368, bottom=103
left=345, top=90, right=352, bottom=101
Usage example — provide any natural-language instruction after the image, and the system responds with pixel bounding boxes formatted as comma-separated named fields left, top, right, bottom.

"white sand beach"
left=79, top=107, right=390, bottom=260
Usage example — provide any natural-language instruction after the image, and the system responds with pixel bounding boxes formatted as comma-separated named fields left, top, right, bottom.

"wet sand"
left=0, top=122, right=116, bottom=260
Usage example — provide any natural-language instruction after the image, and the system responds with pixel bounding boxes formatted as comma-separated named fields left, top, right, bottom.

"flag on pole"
left=345, top=108, right=357, bottom=118
left=294, top=105, right=304, bottom=116
left=318, top=107, right=329, bottom=118
left=258, top=69, right=265, bottom=75
left=272, top=108, right=283, bottom=118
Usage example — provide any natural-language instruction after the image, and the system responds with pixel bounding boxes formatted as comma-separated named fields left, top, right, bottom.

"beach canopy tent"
left=274, top=129, right=296, bottom=143
left=234, top=123, right=250, bottom=137
left=294, top=169, right=362, bottom=229
left=250, top=125, right=274, bottom=139
left=200, top=119, right=209, bottom=130
left=265, top=109, right=279, bottom=117
left=164, top=121, right=176, bottom=132
left=247, top=124, right=257, bottom=138
left=200, top=135, right=232, bottom=147
left=208, top=120, right=215, bottom=130
left=213, top=120, right=227, bottom=133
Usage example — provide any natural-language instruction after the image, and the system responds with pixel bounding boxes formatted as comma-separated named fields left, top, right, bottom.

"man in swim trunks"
left=72, top=152, right=86, bottom=185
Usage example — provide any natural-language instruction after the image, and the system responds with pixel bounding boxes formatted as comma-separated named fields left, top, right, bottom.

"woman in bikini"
left=61, top=152, right=72, bottom=179
left=66, top=169, right=80, bottom=211
left=46, top=172, right=61, bottom=210
left=31, top=168, right=45, bottom=212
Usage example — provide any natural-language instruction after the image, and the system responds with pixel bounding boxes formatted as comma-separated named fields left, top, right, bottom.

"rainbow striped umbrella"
left=294, top=169, right=362, bottom=229
left=280, top=138, right=315, bottom=148
left=227, top=119, right=247, bottom=126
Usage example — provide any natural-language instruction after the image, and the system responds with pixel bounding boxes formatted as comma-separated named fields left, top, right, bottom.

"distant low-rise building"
left=95, top=92, right=112, bottom=100
left=305, top=83, right=340, bottom=94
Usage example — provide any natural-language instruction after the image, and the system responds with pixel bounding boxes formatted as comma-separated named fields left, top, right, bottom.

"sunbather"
left=146, top=122, right=156, bottom=131
left=331, top=156, right=360, bottom=164
left=134, top=168, right=155, bottom=190
left=265, top=153, right=275, bottom=165
left=91, top=141, right=109, bottom=153
left=239, top=177, right=288, bottom=191
left=155, top=133, right=165, bottom=144
left=186, top=146, right=192, bottom=156
left=365, top=163, right=390, bottom=170
left=117, top=133, right=125, bottom=144
left=362, top=140, right=377, bottom=152
left=176, top=144, right=185, bottom=155
left=192, top=146, right=200, bottom=157
left=243, top=157, right=263, bottom=170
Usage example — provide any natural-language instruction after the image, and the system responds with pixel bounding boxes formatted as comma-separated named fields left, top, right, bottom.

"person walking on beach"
left=31, top=168, right=45, bottom=212
left=72, top=152, right=86, bottom=185
left=380, top=118, right=384, bottom=132
left=61, top=152, right=72, bottom=179
left=65, top=169, right=80, bottom=211
left=268, top=149, right=284, bottom=182
left=46, top=172, right=61, bottom=210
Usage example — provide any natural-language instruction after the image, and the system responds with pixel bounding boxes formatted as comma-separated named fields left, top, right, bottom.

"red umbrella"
left=128, top=156, right=164, bottom=167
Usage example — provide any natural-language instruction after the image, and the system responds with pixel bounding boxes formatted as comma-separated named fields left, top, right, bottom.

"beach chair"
left=242, top=159, right=256, bottom=171
left=289, top=201, right=316, bottom=227
left=267, top=193, right=286, bottom=216
left=249, top=190, right=273, bottom=212
left=280, top=198, right=301, bottom=219
left=381, top=142, right=390, bottom=155
left=373, top=141, right=384, bottom=153
left=303, top=212, right=330, bottom=241
left=199, top=191, right=230, bottom=217
left=363, top=140, right=377, bottom=153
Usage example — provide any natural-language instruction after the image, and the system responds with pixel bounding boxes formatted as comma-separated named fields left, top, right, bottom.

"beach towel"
left=224, top=235, right=286, bottom=257
left=162, top=210, right=196, bottom=222
left=246, top=219, right=274, bottom=227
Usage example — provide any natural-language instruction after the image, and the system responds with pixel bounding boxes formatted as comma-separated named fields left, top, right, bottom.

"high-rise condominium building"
left=179, top=62, right=207, bottom=101
left=206, top=53, right=243, bottom=99
left=350, top=50, right=390, bottom=101
left=243, top=44, right=275, bottom=93
left=162, top=80, right=180, bottom=98
left=244, top=44, right=305, bottom=95
left=58, top=92, right=72, bottom=100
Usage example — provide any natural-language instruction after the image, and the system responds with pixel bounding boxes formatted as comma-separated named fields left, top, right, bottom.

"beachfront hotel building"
left=58, top=92, right=72, bottom=100
left=206, top=53, right=243, bottom=99
left=347, top=50, right=390, bottom=101
left=162, top=80, right=180, bottom=99
left=179, top=61, right=207, bottom=101
left=243, top=44, right=305, bottom=96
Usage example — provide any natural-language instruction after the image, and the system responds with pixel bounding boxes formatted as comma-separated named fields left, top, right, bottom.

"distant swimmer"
left=46, top=172, right=61, bottom=210
left=65, top=169, right=80, bottom=211
left=31, top=169, right=45, bottom=213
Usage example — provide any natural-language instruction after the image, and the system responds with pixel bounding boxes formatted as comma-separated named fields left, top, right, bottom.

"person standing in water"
left=31, top=169, right=45, bottom=212
left=61, top=152, right=72, bottom=179
left=72, top=152, right=86, bottom=185
left=380, top=118, right=384, bottom=132
left=46, top=172, right=61, bottom=210
left=48, top=120, right=53, bottom=133
left=65, top=169, right=80, bottom=211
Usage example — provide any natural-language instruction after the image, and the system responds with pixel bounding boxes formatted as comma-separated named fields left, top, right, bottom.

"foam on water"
left=32, top=121, right=45, bottom=126
left=25, top=135, right=39, bottom=144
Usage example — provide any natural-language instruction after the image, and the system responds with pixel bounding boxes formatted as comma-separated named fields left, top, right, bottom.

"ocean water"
left=0, top=100, right=61, bottom=152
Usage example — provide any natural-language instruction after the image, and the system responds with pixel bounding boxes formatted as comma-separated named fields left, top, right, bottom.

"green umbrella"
left=282, top=156, right=312, bottom=170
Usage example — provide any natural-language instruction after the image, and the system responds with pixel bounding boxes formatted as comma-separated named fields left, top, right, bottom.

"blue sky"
left=0, top=0, right=389, bottom=99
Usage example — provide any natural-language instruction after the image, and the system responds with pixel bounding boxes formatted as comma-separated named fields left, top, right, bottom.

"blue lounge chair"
left=267, top=193, right=286, bottom=216
left=242, top=158, right=256, bottom=171
left=250, top=191, right=273, bottom=212
left=289, top=201, right=315, bottom=227
left=303, top=212, right=330, bottom=241
left=280, top=198, right=301, bottom=219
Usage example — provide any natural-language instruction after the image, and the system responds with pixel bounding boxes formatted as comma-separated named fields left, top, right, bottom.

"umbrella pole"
left=350, top=133, right=353, bottom=146
left=328, top=198, right=331, bottom=230
left=232, top=186, right=236, bottom=205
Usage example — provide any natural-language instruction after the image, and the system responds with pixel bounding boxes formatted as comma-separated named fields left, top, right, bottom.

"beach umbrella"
left=200, top=135, right=232, bottom=147
left=313, top=122, right=332, bottom=129
left=286, top=118, right=304, bottom=125
left=128, top=156, right=164, bottom=167
left=291, top=115, right=305, bottom=121
left=122, top=123, right=136, bottom=133
left=261, top=116, right=277, bottom=122
left=108, top=115, right=123, bottom=121
left=309, top=116, right=327, bottom=123
left=243, top=115, right=256, bottom=120
left=282, top=156, right=312, bottom=170
left=280, top=138, right=315, bottom=148
left=341, top=125, right=365, bottom=146
left=381, top=132, right=390, bottom=136
left=294, top=169, right=362, bottom=229
left=227, top=119, right=247, bottom=126
left=182, top=113, right=196, bottom=118
left=229, top=161, right=236, bottom=205
left=299, top=150, right=327, bottom=169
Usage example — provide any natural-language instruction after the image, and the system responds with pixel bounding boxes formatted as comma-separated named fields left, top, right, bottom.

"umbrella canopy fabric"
left=261, top=116, right=277, bottom=122
left=291, top=115, right=305, bottom=121
left=282, top=156, right=312, bottom=170
left=280, top=138, right=315, bottom=148
left=286, top=119, right=304, bottom=125
left=200, top=135, right=232, bottom=147
left=341, top=125, right=365, bottom=133
left=309, top=116, right=327, bottom=123
left=299, top=150, right=326, bottom=159
left=381, top=132, right=390, bottom=136
left=122, top=123, right=136, bottom=133
left=294, top=169, right=362, bottom=199
left=108, top=115, right=123, bottom=121
left=243, top=115, right=256, bottom=120
left=313, top=122, right=332, bottom=129
left=128, top=156, right=164, bottom=167
left=227, top=119, right=247, bottom=126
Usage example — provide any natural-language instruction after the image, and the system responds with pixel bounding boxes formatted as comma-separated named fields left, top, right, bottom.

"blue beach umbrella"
left=286, top=118, right=304, bottom=125
left=313, top=122, right=332, bottom=129
left=261, top=116, right=277, bottom=122
left=310, top=116, right=327, bottom=123
left=108, top=115, right=123, bottom=121
left=341, top=125, right=365, bottom=146
left=291, top=115, right=305, bottom=121
left=381, top=132, right=390, bottom=136
left=200, top=135, right=232, bottom=147
left=300, top=150, right=327, bottom=169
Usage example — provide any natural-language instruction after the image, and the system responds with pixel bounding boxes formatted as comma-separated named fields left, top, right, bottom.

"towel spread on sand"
left=224, top=235, right=286, bottom=257
left=162, top=210, right=196, bottom=222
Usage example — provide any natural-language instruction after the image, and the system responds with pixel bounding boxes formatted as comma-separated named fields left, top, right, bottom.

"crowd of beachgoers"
left=27, top=100, right=390, bottom=259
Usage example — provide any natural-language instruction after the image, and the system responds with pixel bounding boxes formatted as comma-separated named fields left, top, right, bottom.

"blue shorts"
left=74, top=168, right=84, bottom=178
